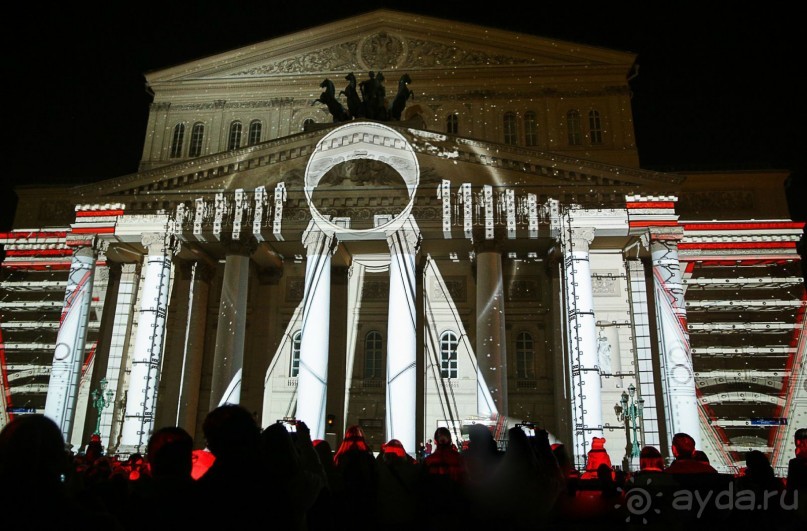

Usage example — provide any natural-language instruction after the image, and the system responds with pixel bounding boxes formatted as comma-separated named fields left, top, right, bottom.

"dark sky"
left=4, top=3, right=805, bottom=234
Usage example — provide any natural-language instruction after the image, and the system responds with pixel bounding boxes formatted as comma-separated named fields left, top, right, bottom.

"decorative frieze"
left=591, top=271, right=620, bottom=296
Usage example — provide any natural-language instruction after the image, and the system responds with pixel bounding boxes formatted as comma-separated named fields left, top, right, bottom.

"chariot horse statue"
left=313, top=78, right=349, bottom=123
left=315, top=72, right=413, bottom=123
left=388, top=73, right=413, bottom=121
left=341, top=72, right=364, bottom=119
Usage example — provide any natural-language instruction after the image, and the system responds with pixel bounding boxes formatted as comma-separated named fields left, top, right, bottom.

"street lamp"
left=615, top=383, right=644, bottom=458
left=91, top=378, right=114, bottom=436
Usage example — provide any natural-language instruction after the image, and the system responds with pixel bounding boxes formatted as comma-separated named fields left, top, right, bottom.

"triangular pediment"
left=146, top=9, right=635, bottom=84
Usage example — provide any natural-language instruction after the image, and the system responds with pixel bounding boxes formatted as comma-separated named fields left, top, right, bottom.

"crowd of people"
left=1, top=405, right=805, bottom=531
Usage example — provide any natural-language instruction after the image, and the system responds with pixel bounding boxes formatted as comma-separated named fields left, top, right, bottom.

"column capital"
left=141, top=232, right=177, bottom=255
left=387, top=220, right=421, bottom=256
left=302, top=222, right=338, bottom=256
left=566, top=226, right=595, bottom=253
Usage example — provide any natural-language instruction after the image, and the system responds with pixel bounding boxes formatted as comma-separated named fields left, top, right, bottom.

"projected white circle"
left=304, top=122, right=419, bottom=236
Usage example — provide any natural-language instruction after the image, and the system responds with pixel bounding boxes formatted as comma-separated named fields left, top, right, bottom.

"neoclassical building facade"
left=1, top=10, right=804, bottom=472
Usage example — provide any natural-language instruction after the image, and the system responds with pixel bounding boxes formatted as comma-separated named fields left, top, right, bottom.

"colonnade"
left=41, top=201, right=697, bottom=463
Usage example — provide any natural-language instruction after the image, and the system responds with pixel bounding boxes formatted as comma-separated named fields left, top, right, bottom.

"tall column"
left=386, top=223, right=420, bottom=454
left=296, top=224, right=336, bottom=439
left=119, top=232, right=175, bottom=455
left=475, top=244, right=508, bottom=417
left=651, top=233, right=699, bottom=448
left=626, top=259, right=662, bottom=450
left=177, top=261, right=212, bottom=436
left=104, top=263, right=140, bottom=451
left=209, top=242, right=253, bottom=408
left=561, top=225, right=603, bottom=467
left=44, top=241, right=97, bottom=443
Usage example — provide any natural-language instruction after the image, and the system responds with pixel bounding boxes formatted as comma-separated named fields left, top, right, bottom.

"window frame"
left=290, top=331, right=301, bottom=377
left=588, top=109, right=603, bottom=145
left=446, top=113, right=459, bottom=134
left=189, top=122, right=205, bottom=157
left=227, top=121, right=243, bottom=150
left=248, top=120, right=262, bottom=146
left=515, top=331, right=536, bottom=380
left=364, top=330, right=383, bottom=379
left=524, top=111, right=538, bottom=147
left=566, top=109, right=582, bottom=146
left=503, top=111, right=518, bottom=145
left=440, top=331, right=459, bottom=379
left=169, top=123, right=186, bottom=158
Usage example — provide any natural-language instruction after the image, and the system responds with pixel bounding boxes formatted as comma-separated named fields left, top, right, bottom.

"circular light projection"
left=304, top=122, right=419, bottom=237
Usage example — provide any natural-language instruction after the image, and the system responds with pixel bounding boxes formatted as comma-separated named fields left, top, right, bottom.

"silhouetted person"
left=785, top=427, right=807, bottom=528
left=312, top=438, right=341, bottom=531
left=463, top=423, right=503, bottom=489
left=580, top=436, right=613, bottom=480
left=551, top=442, right=580, bottom=488
left=197, top=404, right=296, bottom=528
left=125, top=426, right=197, bottom=531
left=730, top=450, right=787, bottom=528
left=423, top=427, right=466, bottom=483
left=0, top=414, right=122, bottom=530
left=786, top=427, right=807, bottom=491
left=261, top=421, right=327, bottom=531
left=375, top=439, right=420, bottom=530
left=422, top=426, right=469, bottom=530
left=639, top=445, right=665, bottom=472
left=692, top=449, right=711, bottom=464
left=665, top=432, right=717, bottom=474
left=332, top=425, right=378, bottom=531
left=484, top=426, right=563, bottom=529
left=313, top=438, right=341, bottom=492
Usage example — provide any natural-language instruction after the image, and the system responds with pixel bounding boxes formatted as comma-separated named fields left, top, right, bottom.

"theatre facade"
left=1, top=10, right=804, bottom=472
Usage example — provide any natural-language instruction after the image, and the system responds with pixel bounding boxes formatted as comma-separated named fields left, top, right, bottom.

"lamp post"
left=615, top=383, right=644, bottom=458
left=91, top=378, right=114, bottom=436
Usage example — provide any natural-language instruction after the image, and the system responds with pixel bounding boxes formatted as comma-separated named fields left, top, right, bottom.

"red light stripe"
left=70, top=227, right=115, bottom=234
left=626, top=202, right=676, bottom=209
left=629, top=220, right=679, bottom=227
left=75, top=210, right=124, bottom=217
left=0, top=231, right=68, bottom=240
left=1, top=262, right=73, bottom=270
left=683, top=222, right=805, bottom=231
left=678, top=242, right=797, bottom=250
left=686, top=259, right=791, bottom=266
left=5, top=249, right=74, bottom=257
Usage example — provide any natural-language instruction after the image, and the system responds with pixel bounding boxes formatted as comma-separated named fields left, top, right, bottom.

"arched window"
left=290, top=331, right=301, bottom=377
left=364, top=331, right=383, bottom=379
left=516, top=331, right=535, bottom=379
left=169, top=123, right=185, bottom=158
left=440, top=331, right=458, bottom=379
left=446, top=113, right=459, bottom=134
left=588, top=110, right=603, bottom=145
left=503, top=112, right=517, bottom=145
left=189, top=122, right=205, bottom=157
left=524, top=112, right=538, bottom=147
left=302, top=118, right=315, bottom=131
left=248, top=120, right=262, bottom=146
left=227, top=121, right=243, bottom=150
left=567, top=110, right=582, bottom=146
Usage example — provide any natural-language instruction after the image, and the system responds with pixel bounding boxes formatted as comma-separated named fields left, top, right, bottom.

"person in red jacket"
left=580, top=436, right=613, bottom=480
left=423, top=427, right=466, bottom=484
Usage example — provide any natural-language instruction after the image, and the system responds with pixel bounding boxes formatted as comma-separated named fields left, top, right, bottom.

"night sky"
left=5, top=3, right=805, bottom=238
